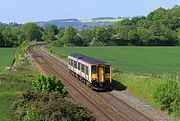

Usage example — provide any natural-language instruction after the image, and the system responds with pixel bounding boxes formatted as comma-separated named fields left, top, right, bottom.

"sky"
left=0, top=0, right=179, bottom=23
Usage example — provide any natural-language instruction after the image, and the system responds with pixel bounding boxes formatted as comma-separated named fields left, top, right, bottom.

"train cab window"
left=105, top=65, right=110, bottom=74
left=86, top=66, right=89, bottom=75
left=91, top=65, right=97, bottom=74
left=81, top=64, right=85, bottom=73
left=78, top=62, right=80, bottom=70
left=74, top=61, right=77, bottom=69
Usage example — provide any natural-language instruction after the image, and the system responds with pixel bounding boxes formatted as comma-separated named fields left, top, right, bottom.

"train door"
left=98, top=66, right=104, bottom=83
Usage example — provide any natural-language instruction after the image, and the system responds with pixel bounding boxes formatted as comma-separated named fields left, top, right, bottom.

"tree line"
left=56, top=5, right=180, bottom=46
left=0, top=5, right=180, bottom=47
left=0, top=23, right=59, bottom=47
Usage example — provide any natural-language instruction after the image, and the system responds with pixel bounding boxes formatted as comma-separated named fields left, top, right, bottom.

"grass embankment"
left=45, top=45, right=180, bottom=112
left=113, top=74, right=163, bottom=107
left=0, top=48, right=15, bottom=71
left=14, top=41, right=36, bottom=66
left=0, top=42, right=39, bottom=121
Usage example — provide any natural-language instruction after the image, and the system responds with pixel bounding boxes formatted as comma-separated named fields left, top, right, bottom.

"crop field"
left=52, top=46, right=180, bottom=77
left=0, top=48, right=15, bottom=71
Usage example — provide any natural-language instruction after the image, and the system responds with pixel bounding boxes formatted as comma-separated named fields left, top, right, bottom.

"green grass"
left=113, top=74, right=164, bottom=107
left=0, top=91, right=18, bottom=121
left=50, top=46, right=180, bottom=77
left=0, top=48, right=15, bottom=71
left=0, top=64, right=39, bottom=120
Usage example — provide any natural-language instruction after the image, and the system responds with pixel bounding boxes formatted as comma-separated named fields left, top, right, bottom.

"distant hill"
left=0, top=17, right=127, bottom=29
left=81, top=18, right=124, bottom=23
left=35, top=18, right=118, bottom=30
left=0, top=22, right=21, bottom=27
left=92, top=17, right=114, bottom=20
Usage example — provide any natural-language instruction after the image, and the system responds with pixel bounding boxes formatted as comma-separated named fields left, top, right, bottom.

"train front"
left=91, top=64, right=112, bottom=90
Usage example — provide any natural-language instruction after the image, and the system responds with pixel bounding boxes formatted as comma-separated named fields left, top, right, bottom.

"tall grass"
left=0, top=48, right=15, bottom=71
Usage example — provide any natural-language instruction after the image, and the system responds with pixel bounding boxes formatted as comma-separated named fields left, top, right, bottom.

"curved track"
left=28, top=44, right=154, bottom=121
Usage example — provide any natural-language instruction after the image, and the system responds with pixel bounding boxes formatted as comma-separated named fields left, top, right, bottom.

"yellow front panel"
left=92, top=74, right=97, bottom=79
left=98, top=67, right=104, bottom=83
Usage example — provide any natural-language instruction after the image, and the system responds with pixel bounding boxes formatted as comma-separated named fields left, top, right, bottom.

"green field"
left=51, top=46, right=180, bottom=77
left=0, top=48, right=15, bottom=71
left=47, top=46, right=180, bottom=119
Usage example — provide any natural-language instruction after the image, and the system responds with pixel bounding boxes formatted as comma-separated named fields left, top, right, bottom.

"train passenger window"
left=81, top=64, right=85, bottom=73
left=91, top=65, right=97, bottom=74
left=105, top=65, right=110, bottom=74
left=86, top=66, right=89, bottom=75
left=71, top=60, right=73, bottom=66
left=68, top=59, right=70, bottom=65
left=78, top=62, right=80, bottom=70
left=74, top=61, right=77, bottom=69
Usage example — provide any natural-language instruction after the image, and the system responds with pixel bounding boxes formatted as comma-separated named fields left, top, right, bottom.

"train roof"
left=69, top=53, right=107, bottom=64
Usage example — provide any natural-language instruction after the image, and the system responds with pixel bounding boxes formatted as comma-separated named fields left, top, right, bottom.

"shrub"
left=12, top=91, right=96, bottom=121
left=26, top=107, right=38, bottom=121
left=32, top=75, right=68, bottom=96
left=65, top=104, right=96, bottom=121
left=153, top=80, right=180, bottom=115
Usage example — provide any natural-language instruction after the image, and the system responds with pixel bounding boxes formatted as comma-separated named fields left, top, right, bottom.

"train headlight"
left=92, top=78, right=96, bottom=81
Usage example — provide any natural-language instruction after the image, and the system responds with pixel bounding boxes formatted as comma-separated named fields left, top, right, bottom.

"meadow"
left=0, top=48, right=15, bottom=71
left=52, top=46, right=180, bottom=77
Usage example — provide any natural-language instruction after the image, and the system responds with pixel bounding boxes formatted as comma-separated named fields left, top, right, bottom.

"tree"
left=57, top=26, right=82, bottom=46
left=79, top=29, right=95, bottom=46
left=0, top=31, right=4, bottom=47
left=128, top=30, right=140, bottom=45
left=44, top=24, right=59, bottom=41
left=147, top=7, right=167, bottom=20
left=94, top=27, right=113, bottom=45
left=21, top=22, right=42, bottom=41
left=2, top=27, right=18, bottom=47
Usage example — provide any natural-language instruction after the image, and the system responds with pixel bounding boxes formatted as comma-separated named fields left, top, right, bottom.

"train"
left=68, top=53, right=112, bottom=90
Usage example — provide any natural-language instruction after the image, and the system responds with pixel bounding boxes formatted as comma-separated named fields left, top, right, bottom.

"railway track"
left=29, top=45, right=120, bottom=121
left=28, top=44, right=154, bottom=121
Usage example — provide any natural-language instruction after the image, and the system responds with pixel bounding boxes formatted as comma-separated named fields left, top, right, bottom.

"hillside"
left=36, top=18, right=117, bottom=29
left=80, top=18, right=123, bottom=23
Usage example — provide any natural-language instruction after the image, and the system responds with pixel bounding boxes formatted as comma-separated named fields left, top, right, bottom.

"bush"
left=32, top=75, right=68, bottom=97
left=153, top=80, right=180, bottom=116
left=65, top=104, right=96, bottom=121
left=26, top=107, right=38, bottom=121
left=12, top=75, right=96, bottom=121
left=12, top=91, right=96, bottom=121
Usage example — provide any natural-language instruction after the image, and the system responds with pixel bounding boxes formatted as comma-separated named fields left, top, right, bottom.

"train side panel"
left=68, top=56, right=92, bottom=83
